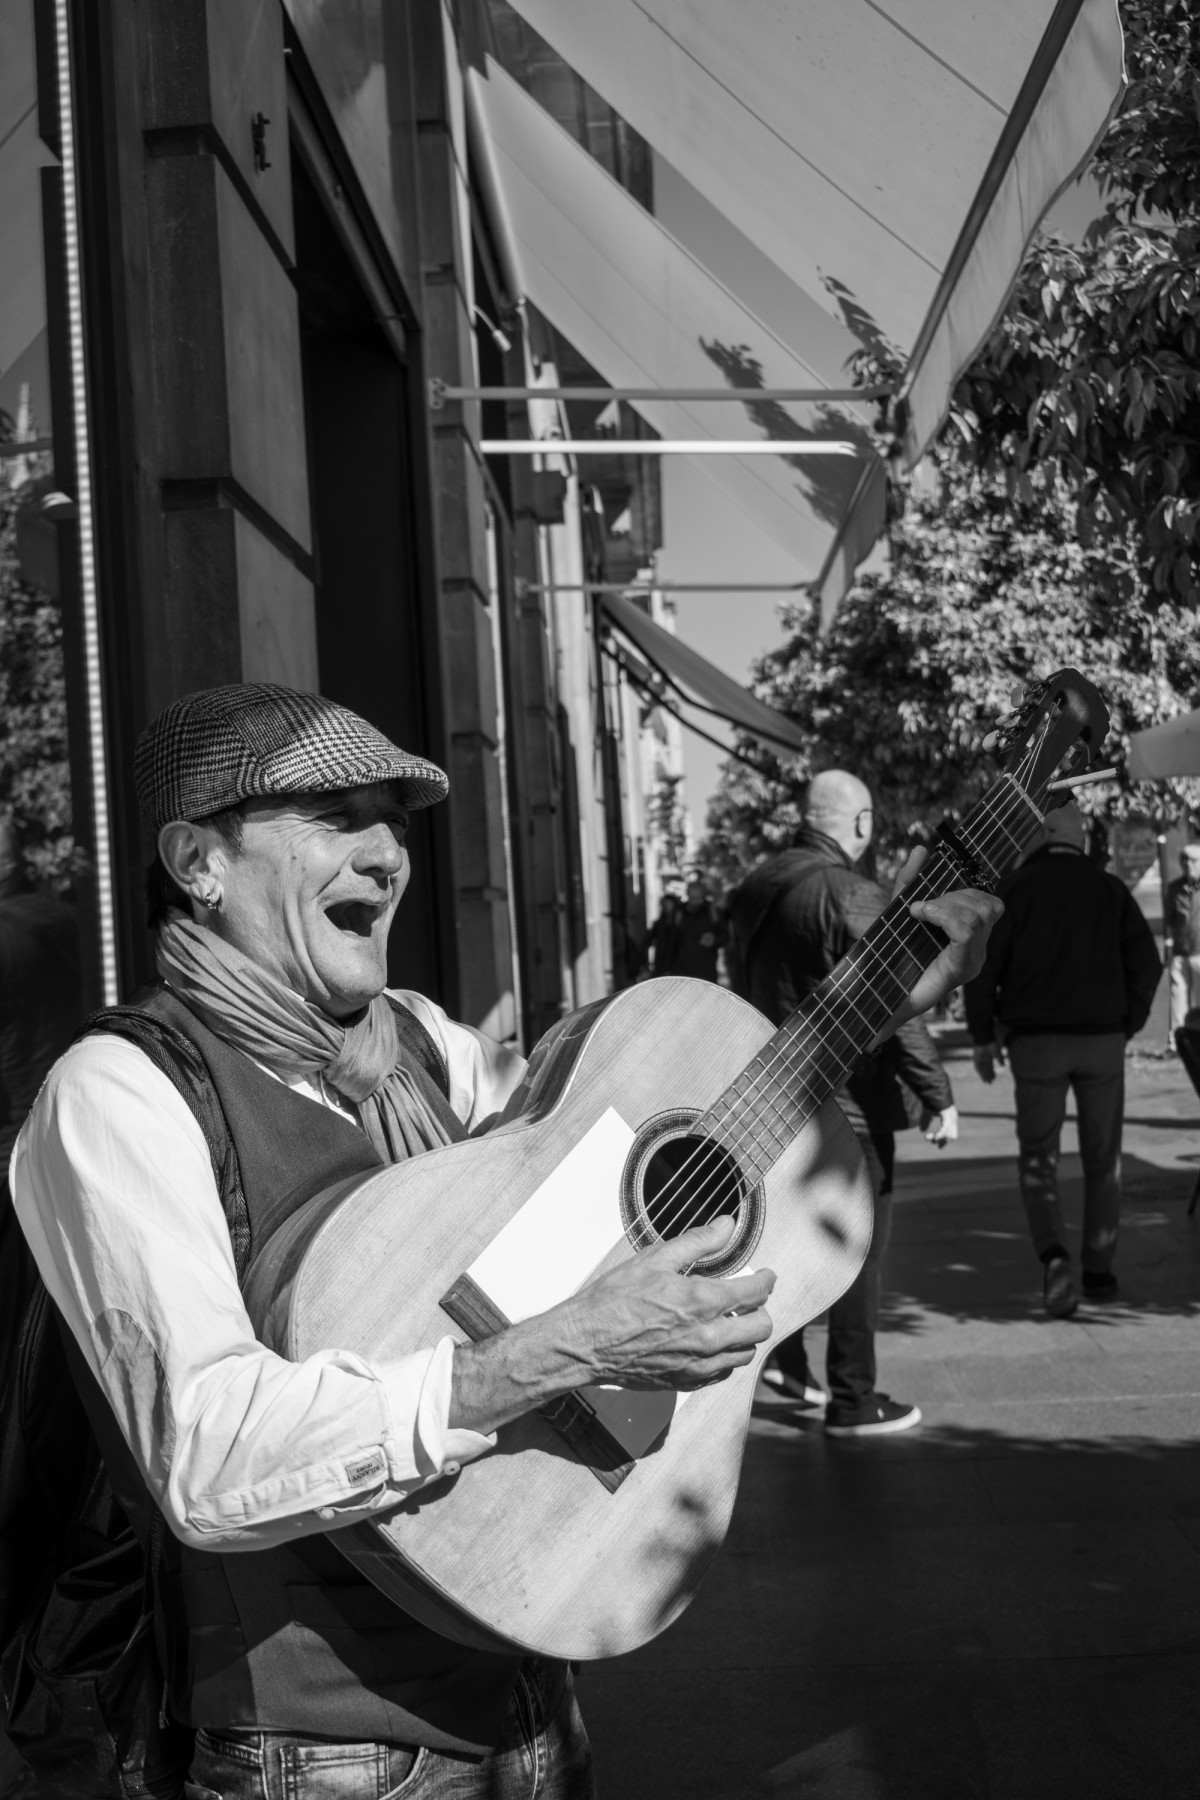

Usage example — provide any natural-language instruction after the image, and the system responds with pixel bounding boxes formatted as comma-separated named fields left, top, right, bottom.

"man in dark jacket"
left=647, top=875, right=724, bottom=982
left=964, top=801, right=1161, bottom=1318
left=727, top=771, right=957, bottom=1437
left=1166, top=841, right=1200, bottom=1047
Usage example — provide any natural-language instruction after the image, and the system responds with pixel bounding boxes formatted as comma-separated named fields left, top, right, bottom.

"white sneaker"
left=760, top=1362, right=827, bottom=1407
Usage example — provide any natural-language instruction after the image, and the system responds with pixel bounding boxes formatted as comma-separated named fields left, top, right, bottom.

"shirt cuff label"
left=343, top=1448, right=388, bottom=1487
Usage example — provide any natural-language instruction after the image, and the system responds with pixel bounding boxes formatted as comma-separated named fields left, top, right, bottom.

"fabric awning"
left=487, top=0, right=1125, bottom=620
left=471, top=59, right=879, bottom=578
left=599, top=590, right=807, bottom=757
left=1127, top=712, right=1200, bottom=782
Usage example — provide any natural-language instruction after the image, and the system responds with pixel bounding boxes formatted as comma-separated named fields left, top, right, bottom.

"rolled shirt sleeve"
left=10, top=1036, right=494, bottom=1551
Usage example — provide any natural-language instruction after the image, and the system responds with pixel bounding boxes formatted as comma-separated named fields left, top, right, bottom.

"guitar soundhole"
left=643, top=1135, right=740, bottom=1233
left=622, top=1111, right=765, bottom=1277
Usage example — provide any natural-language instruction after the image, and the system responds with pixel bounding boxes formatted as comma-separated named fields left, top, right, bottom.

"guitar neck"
left=702, top=775, right=1044, bottom=1179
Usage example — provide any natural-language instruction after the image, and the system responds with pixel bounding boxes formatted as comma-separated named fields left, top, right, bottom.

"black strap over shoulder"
left=385, top=995, right=452, bottom=1100
left=76, top=1003, right=251, bottom=1282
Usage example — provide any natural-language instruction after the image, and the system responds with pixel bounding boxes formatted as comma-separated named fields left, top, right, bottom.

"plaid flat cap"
left=135, top=683, right=449, bottom=836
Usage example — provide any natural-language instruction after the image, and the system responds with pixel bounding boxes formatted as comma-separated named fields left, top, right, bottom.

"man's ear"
left=158, top=820, right=225, bottom=907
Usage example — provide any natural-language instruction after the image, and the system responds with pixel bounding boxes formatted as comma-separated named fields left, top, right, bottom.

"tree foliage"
left=959, top=0, right=1200, bottom=604
left=699, top=0, right=1200, bottom=893
left=0, top=480, right=76, bottom=894
left=699, top=446, right=1200, bottom=890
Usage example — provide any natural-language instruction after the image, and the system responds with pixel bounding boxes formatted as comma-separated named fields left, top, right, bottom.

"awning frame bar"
left=481, top=439, right=858, bottom=456
left=516, top=580, right=807, bottom=596
left=431, top=377, right=892, bottom=409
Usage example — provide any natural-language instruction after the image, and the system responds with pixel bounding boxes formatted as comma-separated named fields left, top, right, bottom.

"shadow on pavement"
left=875, top=1150, right=1200, bottom=1335
left=579, top=1127, right=1200, bottom=1800
left=580, top=1410, right=1200, bottom=1800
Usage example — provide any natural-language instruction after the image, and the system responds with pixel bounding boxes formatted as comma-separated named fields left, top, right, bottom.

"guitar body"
left=243, top=978, right=873, bottom=1660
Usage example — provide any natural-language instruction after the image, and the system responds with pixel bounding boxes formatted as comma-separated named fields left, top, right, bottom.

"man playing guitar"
left=12, top=685, right=998, bottom=1799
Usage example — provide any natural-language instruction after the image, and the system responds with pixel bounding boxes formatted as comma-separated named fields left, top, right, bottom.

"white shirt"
left=10, top=989, right=525, bottom=1552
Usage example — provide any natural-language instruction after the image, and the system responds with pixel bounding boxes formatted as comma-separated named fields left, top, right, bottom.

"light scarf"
left=156, top=914, right=460, bottom=1162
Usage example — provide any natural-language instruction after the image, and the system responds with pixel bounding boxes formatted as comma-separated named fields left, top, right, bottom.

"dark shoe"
left=824, top=1394, right=921, bottom=1437
left=760, top=1360, right=827, bottom=1407
left=1043, top=1254, right=1078, bottom=1319
left=1081, top=1270, right=1119, bottom=1302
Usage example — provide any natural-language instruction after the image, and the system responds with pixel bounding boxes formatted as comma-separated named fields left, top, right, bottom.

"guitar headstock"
left=983, top=670, right=1111, bottom=808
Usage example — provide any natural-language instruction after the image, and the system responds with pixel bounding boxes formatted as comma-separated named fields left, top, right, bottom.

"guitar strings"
left=643, top=777, right=1043, bottom=1251
left=655, top=778, right=1042, bottom=1250
left=656, top=786, right=1036, bottom=1256
left=650, top=862, right=959, bottom=1248
left=658, top=780, right=1040, bottom=1243
left=656, top=732, right=1060, bottom=1239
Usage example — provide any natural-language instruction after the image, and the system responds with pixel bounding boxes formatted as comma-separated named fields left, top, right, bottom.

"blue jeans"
left=1008, top=1032, right=1125, bottom=1274
left=184, top=1661, right=594, bottom=1800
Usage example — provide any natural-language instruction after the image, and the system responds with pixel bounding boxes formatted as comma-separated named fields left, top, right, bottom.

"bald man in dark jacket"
left=728, top=772, right=956, bottom=1437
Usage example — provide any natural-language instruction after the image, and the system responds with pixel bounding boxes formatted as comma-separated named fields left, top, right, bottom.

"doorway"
left=291, top=149, right=446, bottom=999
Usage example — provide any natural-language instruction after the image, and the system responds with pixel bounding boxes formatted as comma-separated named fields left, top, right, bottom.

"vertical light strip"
left=55, top=0, right=118, bottom=1004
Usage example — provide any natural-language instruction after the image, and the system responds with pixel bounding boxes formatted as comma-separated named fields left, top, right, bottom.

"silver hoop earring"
left=201, top=890, right=221, bottom=912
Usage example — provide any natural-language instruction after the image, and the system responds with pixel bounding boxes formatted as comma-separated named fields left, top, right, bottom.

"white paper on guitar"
left=465, top=1106, right=635, bottom=1323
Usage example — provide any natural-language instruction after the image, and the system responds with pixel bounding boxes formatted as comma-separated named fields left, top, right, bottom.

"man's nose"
left=353, top=823, right=407, bottom=879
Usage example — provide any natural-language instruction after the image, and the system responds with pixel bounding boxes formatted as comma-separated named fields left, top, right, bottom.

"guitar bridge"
left=440, top=1275, right=664, bottom=1493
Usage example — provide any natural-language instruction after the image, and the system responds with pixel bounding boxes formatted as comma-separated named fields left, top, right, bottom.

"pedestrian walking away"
left=1167, top=841, right=1200, bottom=1048
left=964, top=801, right=1161, bottom=1319
left=727, top=770, right=958, bottom=1437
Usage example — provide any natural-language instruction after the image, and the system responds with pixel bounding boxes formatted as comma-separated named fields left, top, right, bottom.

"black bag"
left=0, top=1006, right=248, bottom=1799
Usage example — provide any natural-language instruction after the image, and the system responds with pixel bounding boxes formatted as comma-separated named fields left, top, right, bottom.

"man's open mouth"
left=325, top=899, right=384, bottom=938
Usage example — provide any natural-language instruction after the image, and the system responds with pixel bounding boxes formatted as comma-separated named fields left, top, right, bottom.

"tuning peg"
left=983, top=731, right=1001, bottom=752
left=1009, top=684, right=1028, bottom=708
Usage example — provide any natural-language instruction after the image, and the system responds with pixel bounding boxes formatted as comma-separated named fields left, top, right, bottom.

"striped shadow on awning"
left=485, top=0, right=1125, bottom=624
left=471, top=57, right=881, bottom=582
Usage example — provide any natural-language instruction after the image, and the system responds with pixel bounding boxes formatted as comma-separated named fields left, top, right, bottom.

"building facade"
left=1, top=0, right=686, bottom=1046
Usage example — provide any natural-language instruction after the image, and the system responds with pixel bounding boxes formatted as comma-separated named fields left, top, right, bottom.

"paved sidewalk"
left=579, top=1036, right=1200, bottom=1799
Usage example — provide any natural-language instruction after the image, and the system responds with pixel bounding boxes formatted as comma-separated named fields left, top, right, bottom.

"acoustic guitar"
left=243, top=669, right=1110, bottom=1659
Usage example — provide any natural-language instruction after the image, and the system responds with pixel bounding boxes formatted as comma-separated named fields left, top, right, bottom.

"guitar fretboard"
left=700, top=775, right=1044, bottom=1180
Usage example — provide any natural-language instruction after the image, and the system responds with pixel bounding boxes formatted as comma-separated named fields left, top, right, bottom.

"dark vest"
left=91, top=989, right=521, bottom=1755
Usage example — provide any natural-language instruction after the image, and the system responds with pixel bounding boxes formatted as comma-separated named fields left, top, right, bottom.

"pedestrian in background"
left=727, top=771, right=957, bottom=1437
left=647, top=873, right=724, bottom=982
left=964, top=801, right=1161, bottom=1319
left=1166, top=840, right=1200, bottom=1049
